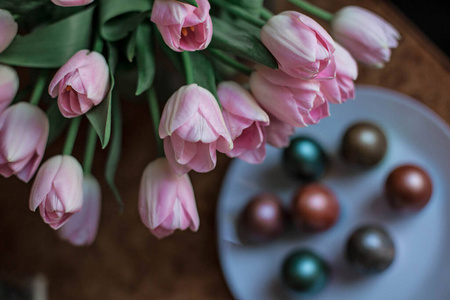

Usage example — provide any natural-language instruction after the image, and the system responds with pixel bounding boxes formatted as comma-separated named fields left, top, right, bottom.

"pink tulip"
left=250, top=67, right=330, bottom=128
left=29, top=155, right=83, bottom=230
left=151, top=0, right=212, bottom=52
left=0, top=103, right=49, bottom=182
left=331, top=6, right=400, bottom=67
left=261, top=11, right=335, bottom=80
left=265, top=114, right=295, bottom=148
left=138, top=157, right=199, bottom=239
left=159, top=84, right=233, bottom=175
left=48, top=50, right=109, bottom=118
left=218, top=81, right=269, bottom=164
left=51, top=0, right=94, bottom=7
left=0, top=64, right=19, bottom=113
left=0, top=9, right=17, bottom=53
left=58, top=175, right=101, bottom=246
left=320, top=43, right=358, bottom=104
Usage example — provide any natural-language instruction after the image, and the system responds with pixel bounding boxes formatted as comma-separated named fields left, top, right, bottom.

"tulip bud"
left=0, top=103, right=49, bottom=182
left=29, top=155, right=83, bottom=230
left=48, top=50, right=109, bottom=118
left=250, top=67, right=329, bottom=128
left=261, top=11, right=335, bottom=80
left=151, top=0, right=213, bottom=52
left=320, top=43, right=358, bottom=104
left=0, top=64, right=19, bottom=113
left=51, top=0, right=94, bottom=7
left=331, top=6, right=400, bottom=67
left=218, top=81, right=269, bottom=164
left=159, top=84, right=233, bottom=175
left=138, top=157, right=199, bottom=239
left=265, top=114, right=296, bottom=148
left=58, top=175, right=101, bottom=246
left=0, top=9, right=17, bottom=54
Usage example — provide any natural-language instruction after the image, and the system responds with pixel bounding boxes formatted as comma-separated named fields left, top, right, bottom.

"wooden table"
left=1, top=1, right=449, bottom=299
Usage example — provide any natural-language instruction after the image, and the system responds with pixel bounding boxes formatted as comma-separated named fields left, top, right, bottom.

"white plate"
left=217, top=85, right=450, bottom=300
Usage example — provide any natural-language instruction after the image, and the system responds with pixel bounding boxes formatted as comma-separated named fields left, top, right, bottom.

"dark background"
left=391, top=0, right=450, bottom=55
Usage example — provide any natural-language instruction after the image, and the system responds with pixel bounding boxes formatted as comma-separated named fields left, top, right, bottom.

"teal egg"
left=281, top=249, right=330, bottom=293
left=282, top=137, right=329, bottom=181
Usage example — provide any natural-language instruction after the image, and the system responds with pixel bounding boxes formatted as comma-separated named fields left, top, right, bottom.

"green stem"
left=83, top=125, right=97, bottom=175
left=92, top=33, right=104, bottom=53
left=260, top=7, right=274, bottom=21
left=148, top=87, right=164, bottom=158
left=62, top=117, right=81, bottom=156
left=181, top=52, right=194, bottom=85
left=29, top=70, right=48, bottom=106
left=208, top=49, right=253, bottom=76
left=287, top=0, right=333, bottom=21
left=209, top=0, right=266, bottom=27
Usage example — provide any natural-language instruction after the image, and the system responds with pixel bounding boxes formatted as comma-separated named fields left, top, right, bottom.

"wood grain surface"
left=0, top=1, right=449, bottom=299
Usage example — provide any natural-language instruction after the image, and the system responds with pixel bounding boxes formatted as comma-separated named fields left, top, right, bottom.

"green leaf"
left=105, top=95, right=123, bottom=211
left=228, top=0, right=264, bottom=15
left=0, top=0, right=47, bottom=15
left=177, top=0, right=198, bottom=7
left=135, top=22, right=155, bottom=96
left=99, top=0, right=151, bottom=42
left=86, top=43, right=118, bottom=148
left=186, top=52, right=218, bottom=102
left=0, top=7, right=95, bottom=68
left=126, top=31, right=137, bottom=62
left=46, top=102, right=69, bottom=146
left=210, top=16, right=278, bottom=69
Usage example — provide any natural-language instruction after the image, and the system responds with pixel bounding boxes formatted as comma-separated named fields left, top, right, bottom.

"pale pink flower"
left=265, top=114, right=295, bottom=148
left=218, top=81, right=269, bottom=164
left=51, top=0, right=94, bottom=7
left=0, top=9, right=17, bottom=53
left=261, top=11, right=336, bottom=80
left=49, top=50, right=109, bottom=118
left=58, top=175, right=101, bottom=246
left=0, top=64, right=19, bottom=113
left=250, top=66, right=330, bottom=128
left=320, top=43, right=358, bottom=104
left=138, top=157, right=199, bottom=239
left=159, top=84, right=233, bottom=175
left=0, top=103, right=49, bottom=182
left=331, top=6, right=400, bottom=67
left=151, top=0, right=212, bottom=52
left=29, top=155, right=83, bottom=230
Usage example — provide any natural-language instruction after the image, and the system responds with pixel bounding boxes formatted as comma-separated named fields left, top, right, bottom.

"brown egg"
left=237, top=193, right=286, bottom=244
left=385, top=164, right=433, bottom=211
left=341, top=122, right=388, bottom=167
left=291, top=184, right=340, bottom=232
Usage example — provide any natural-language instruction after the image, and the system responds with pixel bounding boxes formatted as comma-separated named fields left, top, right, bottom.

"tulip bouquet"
left=0, top=0, right=399, bottom=245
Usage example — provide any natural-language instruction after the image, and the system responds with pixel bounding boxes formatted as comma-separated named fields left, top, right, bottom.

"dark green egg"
left=281, top=249, right=330, bottom=293
left=282, top=137, right=329, bottom=181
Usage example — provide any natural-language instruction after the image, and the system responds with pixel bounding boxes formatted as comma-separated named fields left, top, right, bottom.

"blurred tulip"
left=261, top=11, right=335, bottom=80
left=159, top=84, right=233, bottom=175
left=250, top=66, right=329, bottom=128
left=0, top=64, right=19, bottom=113
left=331, top=6, right=400, bottom=67
left=58, top=175, right=101, bottom=246
left=0, top=9, right=17, bottom=53
left=320, top=43, right=358, bottom=104
left=151, top=0, right=212, bottom=52
left=49, top=50, right=109, bottom=118
left=138, top=157, right=199, bottom=239
left=0, top=103, right=48, bottom=182
left=51, top=0, right=94, bottom=7
left=218, top=81, right=269, bottom=164
left=265, top=114, right=296, bottom=148
left=29, top=155, right=83, bottom=230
